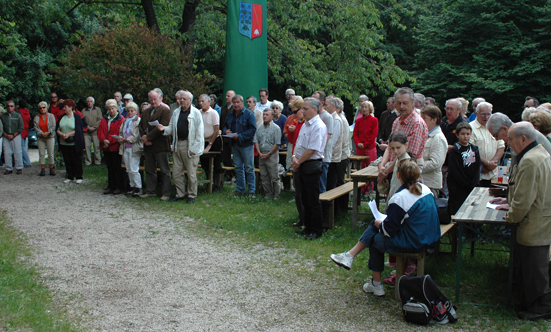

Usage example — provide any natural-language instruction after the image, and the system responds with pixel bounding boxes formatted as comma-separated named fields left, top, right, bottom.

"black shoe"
left=103, top=188, right=114, bottom=195
left=305, top=233, right=322, bottom=240
left=186, top=198, right=195, bottom=204
left=126, top=187, right=135, bottom=195
left=39, top=169, right=46, bottom=176
left=517, top=311, right=551, bottom=321
left=4, top=170, right=12, bottom=175
left=49, top=168, right=56, bottom=176
left=113, top=189, right=122, bottom=195
left=132, top=188, right=141, bottom=197
left=169, top=196, right=185, bottom=202
left=15, top=169, right=22, bottom=174
left=295, top=229, right=308, bottom=235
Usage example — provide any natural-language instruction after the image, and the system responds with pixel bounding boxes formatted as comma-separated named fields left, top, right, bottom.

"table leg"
left=507, top=225, right=516, bottom=307
left=352, top=180, right=359, bottom=229
left=455, top=223, right=464, bottom=304
left=208, top=155, right=214, bottom=194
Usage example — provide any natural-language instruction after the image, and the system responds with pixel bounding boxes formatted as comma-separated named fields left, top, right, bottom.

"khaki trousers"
left=84, top=131, right=101, bottom=165
left=173, top=140, right=199, bottom=199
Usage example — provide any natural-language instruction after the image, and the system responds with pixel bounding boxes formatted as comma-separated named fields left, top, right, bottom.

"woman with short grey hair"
left=34, top=101, right=57, bottom=176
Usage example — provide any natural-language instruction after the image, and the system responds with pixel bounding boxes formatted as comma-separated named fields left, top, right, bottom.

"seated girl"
left=330, top=159, right=440, bottom=296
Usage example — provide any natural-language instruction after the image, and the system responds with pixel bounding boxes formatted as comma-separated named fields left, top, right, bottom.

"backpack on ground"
left=398, top=274, right=458, bottom=325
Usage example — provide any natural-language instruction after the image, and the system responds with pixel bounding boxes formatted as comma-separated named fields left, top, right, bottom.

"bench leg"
left=328, top=201, right=334, bottom=230
left=395, top=256, right=405, bottom=300
left=417, top=254, right=425, bottom=276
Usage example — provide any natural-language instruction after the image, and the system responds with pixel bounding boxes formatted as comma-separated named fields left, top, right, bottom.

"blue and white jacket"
left=380, top=183, right=440, bottom=252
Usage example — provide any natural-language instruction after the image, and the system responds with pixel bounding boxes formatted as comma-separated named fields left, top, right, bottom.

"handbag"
left=64, top=136, right=75, bottom=143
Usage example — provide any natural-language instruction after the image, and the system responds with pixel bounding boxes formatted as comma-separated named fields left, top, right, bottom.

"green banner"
left=223, top=0, right=268, bottom=102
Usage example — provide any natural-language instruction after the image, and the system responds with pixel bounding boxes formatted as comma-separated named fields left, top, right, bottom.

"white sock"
left=372, top=280, right=381, bottom=286
left=345, top=251, right=353, bottom=258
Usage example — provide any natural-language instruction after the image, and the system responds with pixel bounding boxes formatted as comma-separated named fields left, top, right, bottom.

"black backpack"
left=398, top=274, right=458, bottom=325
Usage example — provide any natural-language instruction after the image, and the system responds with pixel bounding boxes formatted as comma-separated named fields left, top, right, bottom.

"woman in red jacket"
left=98, top=99, right=125, bottom=195
left=353, top=101, right=378, bottom=192
left=16, top=100, right=32, bottom=167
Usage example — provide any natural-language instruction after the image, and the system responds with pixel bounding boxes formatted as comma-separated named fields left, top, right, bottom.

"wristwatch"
left=208, top=142, right=213, bottom=145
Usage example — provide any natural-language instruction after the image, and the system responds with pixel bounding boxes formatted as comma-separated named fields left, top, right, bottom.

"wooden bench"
left=391, top=223, right=457, bottom=300
left=320, top=182, right=366, bottom=229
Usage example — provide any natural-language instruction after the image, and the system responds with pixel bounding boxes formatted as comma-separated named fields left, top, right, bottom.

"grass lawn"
left=2, top=163, right=550, bottom=331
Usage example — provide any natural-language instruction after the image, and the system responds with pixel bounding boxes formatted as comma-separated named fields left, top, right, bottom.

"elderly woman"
left=353, top=101, right=378, bottom=193
left=283, top=97, right=304, bottom=171
left=56, top=99, right=85, bottom=183
left=117, top=102, right=143, bottom=197
left=456, top=97, right=469, bottom=120
left=529, top=111, right=551, bottom=142
left=34, top=101, right=57, bottom=176
left=420, top=106, right=448, bottom=197
left=98, top=99, right=125, bottom=195
left=522, top=107, right=538, bottom=122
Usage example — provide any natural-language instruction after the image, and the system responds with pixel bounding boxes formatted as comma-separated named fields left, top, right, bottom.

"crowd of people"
left=2, top=86, right=551, bottom=320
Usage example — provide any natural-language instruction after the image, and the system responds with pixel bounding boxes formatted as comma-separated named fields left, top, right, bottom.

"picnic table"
left=350, top=165, right=380, bottom=229
left=198, top=151, right=221, bottom=193
left=452, top=187, right=516, bottom=306
left=348, top=155, right=369, bottom=177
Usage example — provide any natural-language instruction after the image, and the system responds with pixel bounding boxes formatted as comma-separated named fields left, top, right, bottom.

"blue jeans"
left=359, top=222, right=387, bottom=273
left=319, top=162, right=330, bottom=193
left=21, top=137, right=31, bottom=167
left=233, top=145, right=255, bottom=194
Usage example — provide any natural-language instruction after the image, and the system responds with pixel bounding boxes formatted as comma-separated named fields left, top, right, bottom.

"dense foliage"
left=54, top=24, right=209, bottom=106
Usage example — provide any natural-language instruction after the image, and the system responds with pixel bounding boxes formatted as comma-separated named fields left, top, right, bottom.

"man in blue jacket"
left=223, top=95, right=257, bottom=197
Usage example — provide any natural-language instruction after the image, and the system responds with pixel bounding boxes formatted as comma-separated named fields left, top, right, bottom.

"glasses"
left=51, top=96, right=58, bottom=99
left=479, top=113, right=491, bottom=117
left=39, top=106, right=47, bottom=109
left=7, top=105, right=15, bottom=108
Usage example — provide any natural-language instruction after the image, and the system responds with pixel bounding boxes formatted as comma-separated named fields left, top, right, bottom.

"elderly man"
left=325, top=97, right=343, bottom=191
left=377, top=96, right=398, bottom=154
left=114, top=91, right=124, bottom=113
left=246, top=96, right=263, bottom=128
left=121, top=93, right=134, bottom=117
left=292, top=98, right=327, bottom=240
left=254, top=108, right=281, bottom=199
left=336, top=97, right=352, bottom=213
left=486, top=113, right=551, bottom=169
left=440, top=98, right=468, bottom=195
left=157, top=90, right=203, bottom=203
left=468, top=102, right=504, bottom=186
left=469, top=97, right=485, bottom=121
left=491, top=122, right=551, bottom=320
left=378, top=87, right=428, bottom=182
left=220, top=90, right=235, bottom=180
left=414, top=93, right=425, bottom=112
left=282, top=88, right=295, bottom=116
left=153, top=88, right=170, bottom=110
left=312, top=90, right=333, bottom=193
left=424, top=97, right=436, bottom=108
left=82, top=96, right=103, bottom=166
left=256, top=88, right=272, bottom=112
left=1, top=101, right=24, bottom=174
left=198, top=94, right=224, bottom=193
left=139, top=90, right=172, bottom=201
left=223, top=95, right=257, bottom=197
left=524, top=96, right=539, bottom=109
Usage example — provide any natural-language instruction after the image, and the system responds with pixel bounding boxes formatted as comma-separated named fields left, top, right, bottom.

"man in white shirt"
left=256, top=88, right=272, bottom=112
left=292, top=98, right=327, bottom=240
left=469, top=102, right=504, bottom=186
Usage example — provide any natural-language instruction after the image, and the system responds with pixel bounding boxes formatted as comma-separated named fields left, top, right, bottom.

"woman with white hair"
left=98, top=99, right=125, bottom=195
left=118, top=102, right=143, bottom=197
left=34, top=101, right=57, bottom=176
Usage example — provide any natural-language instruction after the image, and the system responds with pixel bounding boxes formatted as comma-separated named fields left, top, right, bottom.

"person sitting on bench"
left=330, top=159, right=440, bottom=296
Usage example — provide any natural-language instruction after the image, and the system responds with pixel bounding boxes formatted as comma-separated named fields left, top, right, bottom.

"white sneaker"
left=363, top=282, right=385, bottom=296
left=330, top=251, right=354, bottom=270
left=75, top=179, right=83, bottom=184
left=63, top=179, right=71, bottom=184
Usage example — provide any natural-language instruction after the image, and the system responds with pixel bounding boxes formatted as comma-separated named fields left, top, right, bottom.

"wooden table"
left=452, top=187, right=516, bottom=306
left=348, top=155, right=369, bottom=176
left=350, top=166, right=380, bottom=229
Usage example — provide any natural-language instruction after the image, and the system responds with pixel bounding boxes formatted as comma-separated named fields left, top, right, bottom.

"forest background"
left=1, top=0, right=550, bottom=121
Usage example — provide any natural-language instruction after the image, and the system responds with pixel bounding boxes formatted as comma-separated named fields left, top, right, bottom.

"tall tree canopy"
left=412, top=0, right=551, bottom=118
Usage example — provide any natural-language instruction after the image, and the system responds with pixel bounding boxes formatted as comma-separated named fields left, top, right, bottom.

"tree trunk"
left=141, top=0, right=160, bottom=33
left=180, top=0, right=201, bottom=70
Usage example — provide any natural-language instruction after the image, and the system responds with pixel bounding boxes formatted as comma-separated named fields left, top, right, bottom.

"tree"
left=54, top=23, right=210, bottom=105
left=413, top=0, right=551, bottom=119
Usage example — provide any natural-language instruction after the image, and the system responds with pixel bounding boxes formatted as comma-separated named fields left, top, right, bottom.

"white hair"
left=285, top=89, right=295, bottom=96
left=475, top=101, right=493, bottom=113
left=87, top=96, right=95, bottom=103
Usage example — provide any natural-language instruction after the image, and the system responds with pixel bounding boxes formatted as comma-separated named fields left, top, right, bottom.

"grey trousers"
left=3, top=135, right=23, bottom=171
left=259, top=151, right=280, bottom=199
left=144, top=149, right=171, bottom=197
left=84, top=132, right=101, bottom=165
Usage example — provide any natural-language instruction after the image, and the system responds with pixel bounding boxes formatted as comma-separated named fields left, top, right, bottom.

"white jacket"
left=163, top=105, right=204, bottom=157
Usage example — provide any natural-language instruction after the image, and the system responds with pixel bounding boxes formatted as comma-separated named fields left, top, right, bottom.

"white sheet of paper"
left=110, top=135, right=121, bottom=140
left=369, top=200, right=387, bottom=220
left=148, top=120, right=159, bottom=126
left=486, top=202, right=500, bottom=210
left=222, top=133, right=238, bottom=138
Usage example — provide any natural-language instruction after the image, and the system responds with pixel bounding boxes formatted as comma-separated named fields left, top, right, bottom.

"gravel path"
left=0, top=162, right=458, bottom=331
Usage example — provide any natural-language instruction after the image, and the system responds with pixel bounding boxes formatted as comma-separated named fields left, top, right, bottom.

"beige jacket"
left=422, top=126, right=447, bottom=189
left=118, top=116, right=143, bottom=155
left=506, top=144, right=551, bottom=246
